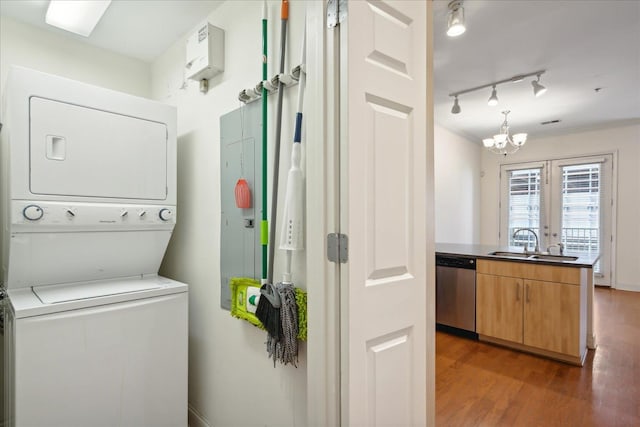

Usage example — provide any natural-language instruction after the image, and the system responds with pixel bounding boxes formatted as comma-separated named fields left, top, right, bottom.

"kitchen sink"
left=488, top=251, right=531, bottom=258
left=529, top=254, right=579, bottom=261
left=488, top=251, right=579, bottom=262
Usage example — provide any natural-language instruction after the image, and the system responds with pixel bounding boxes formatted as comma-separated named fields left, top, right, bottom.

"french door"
left=500, top=154, right=614, bottom=286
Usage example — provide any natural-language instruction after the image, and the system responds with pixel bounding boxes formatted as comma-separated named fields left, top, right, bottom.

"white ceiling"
left=433, top=0, right=640, bottom=142
left=0, top=0, right=223, bottom=62
left=1, top=1, right=639, bottom=142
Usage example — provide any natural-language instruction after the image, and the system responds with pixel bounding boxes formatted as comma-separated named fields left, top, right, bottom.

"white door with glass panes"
left=500, top=155, right=614, bottom=286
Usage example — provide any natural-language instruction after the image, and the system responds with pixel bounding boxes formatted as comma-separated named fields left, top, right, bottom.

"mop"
left=266, top=20, right=307, bottom=367
left=256, top=0, right=289, bottom=340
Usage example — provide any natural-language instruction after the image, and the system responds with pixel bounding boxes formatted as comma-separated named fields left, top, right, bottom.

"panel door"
left=523, top=279, right=580, bottom=356
left=30, top=97, right=168, bottom=200
left=476, top=273, right=523, bottom=343
left=341, top=1, right=428, bottom=426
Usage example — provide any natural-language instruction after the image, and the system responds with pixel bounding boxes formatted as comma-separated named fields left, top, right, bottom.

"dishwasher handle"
left=436, top=255, right=477, bottom=270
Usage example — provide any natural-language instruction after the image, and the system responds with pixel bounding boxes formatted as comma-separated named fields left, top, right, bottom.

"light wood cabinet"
left=523, top=279, right=581, bottom=357
left=476, top=260, right=587, bottom=365
left=476, top=274, right=523, bottom=343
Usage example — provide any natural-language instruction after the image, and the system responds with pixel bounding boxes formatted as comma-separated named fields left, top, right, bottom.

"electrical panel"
left=185, top=23, right=224, bottom=81
left=219, top=102, right=262, bottom=310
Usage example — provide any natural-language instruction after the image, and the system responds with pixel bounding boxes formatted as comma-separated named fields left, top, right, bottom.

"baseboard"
left=479, top=334, right=586, bottom=366
left=613, top=282, right=640, bottom=292
left=188, top=404, right=211, bottom=427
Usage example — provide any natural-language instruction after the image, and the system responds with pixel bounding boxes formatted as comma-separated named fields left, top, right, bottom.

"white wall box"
left=185, top=23, right=224, bottom=81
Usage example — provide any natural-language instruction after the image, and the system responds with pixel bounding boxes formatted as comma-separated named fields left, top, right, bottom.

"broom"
left=256, top=0, right=289, bottom=340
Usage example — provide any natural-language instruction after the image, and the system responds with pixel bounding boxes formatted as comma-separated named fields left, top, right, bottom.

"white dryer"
left=0, top=66, right=188, bottom=427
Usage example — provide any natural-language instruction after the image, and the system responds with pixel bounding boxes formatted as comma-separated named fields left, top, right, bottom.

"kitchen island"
left=436, top=243, right=599, bottom=365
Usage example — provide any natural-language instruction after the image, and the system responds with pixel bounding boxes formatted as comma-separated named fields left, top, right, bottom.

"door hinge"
left=327, top=233, right=348, bottom=263
left=327, top=0, right=347, bottom=28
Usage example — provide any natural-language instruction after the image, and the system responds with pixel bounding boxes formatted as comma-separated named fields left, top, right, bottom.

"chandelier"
left=483, top=110, right=527, bottom=156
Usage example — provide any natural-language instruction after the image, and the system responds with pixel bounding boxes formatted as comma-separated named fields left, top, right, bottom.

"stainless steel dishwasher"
left=436, top=254, right=477, bottom=337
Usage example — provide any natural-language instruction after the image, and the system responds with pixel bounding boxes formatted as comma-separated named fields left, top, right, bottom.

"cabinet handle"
left=526, top=284, right=530, bottom=303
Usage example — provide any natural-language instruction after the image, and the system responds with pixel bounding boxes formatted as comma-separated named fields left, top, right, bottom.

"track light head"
left=451, top=96, right=461, bottom=114
left=488, top=86, right=498, bottom=106
left=532, top=74, right=547, bottom=97
left=447, top=0, right=466, bottom=37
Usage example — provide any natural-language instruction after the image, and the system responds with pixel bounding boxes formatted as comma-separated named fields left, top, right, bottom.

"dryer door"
left=29, top=97, right=168, bottom=200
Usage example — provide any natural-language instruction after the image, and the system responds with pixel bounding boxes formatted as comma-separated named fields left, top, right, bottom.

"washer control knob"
left=66, top=208, right=76, bottom=217
left=120, top=209, right=129, bottom=218
left=138, top=210, right=147, bottom=218
left=23, top=205, right=44, bottom=221
left=159, top=208, right=173, bottom=221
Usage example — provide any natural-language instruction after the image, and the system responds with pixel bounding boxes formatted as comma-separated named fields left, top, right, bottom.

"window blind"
left=507, top=168, right=542, bottom=249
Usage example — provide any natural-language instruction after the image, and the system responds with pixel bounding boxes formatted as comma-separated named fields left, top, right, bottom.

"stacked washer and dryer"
left=0, top=66, right=188, bottom=427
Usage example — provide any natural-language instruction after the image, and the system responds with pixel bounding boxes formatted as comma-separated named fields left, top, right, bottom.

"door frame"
left=305, top=2, right=340, bottom=426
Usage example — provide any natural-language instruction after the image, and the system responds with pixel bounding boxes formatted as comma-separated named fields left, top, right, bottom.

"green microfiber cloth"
left=296, top=288, right=307, bottom=341
left=230, top=277, right=307, bottom=341
left=229, top=277, right=265, bottom=329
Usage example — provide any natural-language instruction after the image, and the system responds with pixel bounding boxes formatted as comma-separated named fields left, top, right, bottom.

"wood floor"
left=436, top=287, right=640, bottom=426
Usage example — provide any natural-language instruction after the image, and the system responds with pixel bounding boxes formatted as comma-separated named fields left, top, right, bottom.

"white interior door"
left=340, top=1, right=428, bottom=425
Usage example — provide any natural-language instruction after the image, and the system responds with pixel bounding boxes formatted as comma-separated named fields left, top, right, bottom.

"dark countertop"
left=436, top=242, right=600, bottom=268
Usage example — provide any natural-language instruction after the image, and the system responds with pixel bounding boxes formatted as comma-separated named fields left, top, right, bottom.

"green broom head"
left=296, top=288, right=307, bottom=341
left=229, top=277, right=264, bottom=329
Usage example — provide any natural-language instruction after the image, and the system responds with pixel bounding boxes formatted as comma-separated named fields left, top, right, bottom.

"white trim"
left=305, top=3, right=340, bottom=426
left=501, top=161, right=546, bottom=172
left=554, top=156, right=608, bottom=167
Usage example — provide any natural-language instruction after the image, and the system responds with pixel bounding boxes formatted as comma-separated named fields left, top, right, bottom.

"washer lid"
left=33, top=278, right=163, bottom=304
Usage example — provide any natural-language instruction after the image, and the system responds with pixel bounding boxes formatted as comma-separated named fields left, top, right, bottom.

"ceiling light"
left=451, top=96, right=461, bottom=114
left=482, top=110, right=527, bottom=156
left=487, top=86, right=498, bottom=106
left=532, top=74, right=547, bottom=97
left=446, top=0, right=466, bottom=37
left=46, top=0, right=112, bottom=37
left=448, top=70, right=547, bottom=115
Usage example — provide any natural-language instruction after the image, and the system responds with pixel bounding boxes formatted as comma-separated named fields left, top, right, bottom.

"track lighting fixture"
left=447, top=0, right=466, bottom=37
left=483, top=110, right=527, bottom=156
left=531, top=74, right=547, bottom=97
left=448, top=70, right=547, bottom=114
left=488, top=86, right=498, bottom=106
left=451, top=96, right=461, bottom=114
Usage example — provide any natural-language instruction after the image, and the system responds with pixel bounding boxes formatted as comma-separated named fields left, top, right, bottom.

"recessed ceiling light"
left=46, top=0, right=112, bottom=37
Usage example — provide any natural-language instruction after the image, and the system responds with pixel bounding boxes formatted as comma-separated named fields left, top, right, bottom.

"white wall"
left=434, top=125, right=481, bottom=244
left=480, top=123, right=640, bottom=291
left=151, top=2, right=308, bottom=426
left=0, top=16, right=151, bottom=102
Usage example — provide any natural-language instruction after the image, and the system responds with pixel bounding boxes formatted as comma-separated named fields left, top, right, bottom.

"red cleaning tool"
left=235, top=178, right=251, bottom=208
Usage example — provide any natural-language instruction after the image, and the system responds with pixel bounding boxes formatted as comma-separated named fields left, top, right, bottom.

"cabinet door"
left=476, top=274, right=523, bottom=343
left=524, top=280, right=580, bottom=356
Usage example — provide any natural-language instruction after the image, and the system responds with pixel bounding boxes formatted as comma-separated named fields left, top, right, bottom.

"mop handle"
left=261, top=0, right=268, bottom=281
left=267, top=0, right=289, bottom=285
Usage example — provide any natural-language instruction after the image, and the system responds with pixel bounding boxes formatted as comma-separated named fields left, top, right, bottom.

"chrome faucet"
left=512, top=228, right=540, bottom=254
left=547, top=242, right=565, bottom=255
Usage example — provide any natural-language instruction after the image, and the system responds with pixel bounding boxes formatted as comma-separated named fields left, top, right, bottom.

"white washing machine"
left=0, top=66, right=188, bottom=427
